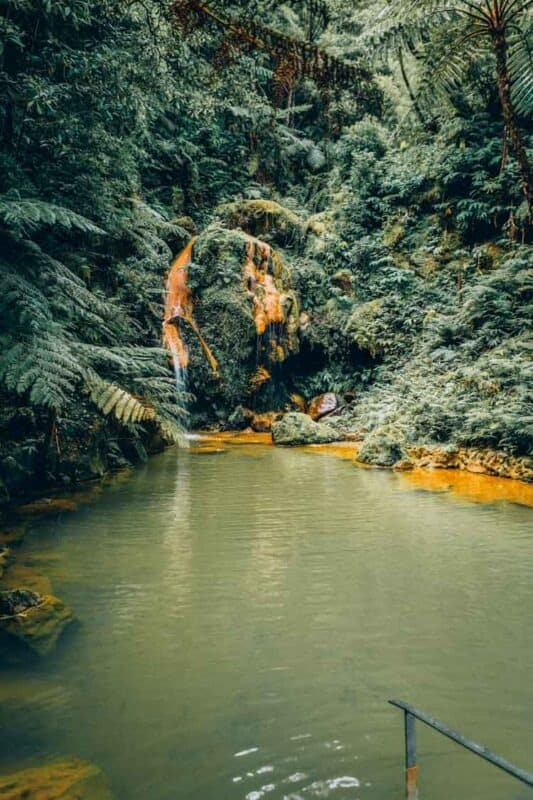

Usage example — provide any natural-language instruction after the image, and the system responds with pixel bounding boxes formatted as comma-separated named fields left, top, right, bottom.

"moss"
left=272, top=412, right=340, bottom=446
left=0, top=759, right=114, bottom=799
left=215, top=199, right=303, bottom=245
left=345, top=299, right=387, bottom=358
left=358, top=425, right=407, bottom=467
left=0, top=591, right=73, bottom=656
left=1, top=563, right=53, bottom=596
left=383, top=221, right=405, bottom=248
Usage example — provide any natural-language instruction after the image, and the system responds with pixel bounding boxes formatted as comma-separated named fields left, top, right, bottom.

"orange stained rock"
left=399, top=467, right=533, bottom=508
left=164, top=238, right=195, bottom=325
left=163, top=239, right=195, bottom=370
left=244, top=237, right=285, bottom=338
left=163, top=239, right=219, bottom=376
left=249, top=366, right=271, bottom=392
left=307, top=392, right=338, bottom=421
left=163, top=320, right=189, bottom=369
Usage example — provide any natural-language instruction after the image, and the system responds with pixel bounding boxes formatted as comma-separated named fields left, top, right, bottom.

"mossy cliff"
left=174, top=220, right=302, bottom=425
left=166, top=185, right=532, bottom=481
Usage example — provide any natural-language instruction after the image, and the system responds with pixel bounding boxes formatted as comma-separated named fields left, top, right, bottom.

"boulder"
left=272, top=412, right=339, bottom=446
left=357, top=427, right=406, bottom=467
left=227, top=406, right=254, bottom=431
left=0, top=758, right=114, bottom=799
left=307, top=392, right=338, bottom=421
left=250, top=412, right=282, bottom=433
left=406, top=445, right=533, bottom=481
left=0, top=589, right=73, bottom=656
left=289, top=393, right=307, bottom=412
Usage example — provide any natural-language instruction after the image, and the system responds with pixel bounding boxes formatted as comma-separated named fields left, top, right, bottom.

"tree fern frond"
left=508, top=29, right=533, bottom=118
left=0, top=197, right=106, bottom=237
left=87, top=374, right=156, bottom=424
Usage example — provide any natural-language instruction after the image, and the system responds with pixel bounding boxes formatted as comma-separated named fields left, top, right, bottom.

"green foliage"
left=0, top=0, right=531, bottom=488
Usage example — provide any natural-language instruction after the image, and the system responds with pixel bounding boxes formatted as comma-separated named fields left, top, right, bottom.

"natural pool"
left=1, top=440, right=532, bottom=800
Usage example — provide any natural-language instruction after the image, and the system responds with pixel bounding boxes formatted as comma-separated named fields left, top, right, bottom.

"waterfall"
left=163, top=233, right=299, bottom=418
left=163, top=239, right=219, bottom=418
left=163, top=241, right=194, bottom=424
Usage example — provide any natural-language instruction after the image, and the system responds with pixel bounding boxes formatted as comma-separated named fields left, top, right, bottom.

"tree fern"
left=0, top=197, right=106, bottom=237
left=369, top=1, right=533, bottom=213
left=86, top=374, right=156, bottom=424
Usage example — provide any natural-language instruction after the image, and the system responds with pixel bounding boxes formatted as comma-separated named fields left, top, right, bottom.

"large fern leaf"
left=87, top=375, right=156, bottom=425
left=0, top=197, right=106, bottom=237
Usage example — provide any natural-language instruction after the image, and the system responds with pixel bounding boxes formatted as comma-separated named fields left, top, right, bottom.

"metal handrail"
left=389, top=699, right=533, bottom=799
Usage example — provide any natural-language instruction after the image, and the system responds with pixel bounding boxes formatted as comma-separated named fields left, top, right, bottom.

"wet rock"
left=357, top=427, right=406, bottom=467
left=0, top=589, right=41, bottom=616
left=0, top=758, right=114, bottom=799
left=17, top=497, right=79, bottom=516
left=307, top=392, right=338, bottom=421
left=393, top=459, right=414, bottom=472
left=227, top=406, right=255, bottom=431
left=407, top=445, right=533, bottom=482
left=272, top=412, right=339, bottom=446
left=0, top=589, right=73, bottom=656
left=216, top=199, right=303, bottom=245
left=1, top=563, right=53, bottom=595
left=250, top=412, right=283, bottom=433
left=289, top=393, right=307, bottom=413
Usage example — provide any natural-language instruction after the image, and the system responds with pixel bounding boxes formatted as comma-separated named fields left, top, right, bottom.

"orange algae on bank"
left=398, top=467, right=533, bottom=508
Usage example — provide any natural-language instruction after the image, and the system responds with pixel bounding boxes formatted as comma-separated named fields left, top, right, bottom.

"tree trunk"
left=397, top=47, right=426, bottom=128
left=491, top=29, right=532, bottom=220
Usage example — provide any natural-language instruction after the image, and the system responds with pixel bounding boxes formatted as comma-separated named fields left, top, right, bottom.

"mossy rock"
left=0, top=758, right=114, bottom=799
left=0, top=590, right=73, bottom=656
left=191, top=224, right=251, bottom=287
left=345, top=299, right=387, bottom=358
left=357, top=426, right=406, bottom=467
left=215, top=199, right=303, bottom=245
left=272, top=412, right=339, bottom=446
left=1, top=563, right=53, bottom=595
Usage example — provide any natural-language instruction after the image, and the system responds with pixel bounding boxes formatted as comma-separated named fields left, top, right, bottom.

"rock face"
left=307, top=392, right=338, bottom=421
left=250, top=412, right=283, bottom=433
left=227, top=406, right=255, bottom=430
left=272, top=412, right=339, bottom=446
left=0, top=589, right=73, bottom=656
left=407, top=445, right=533, bottom=482
left=357, top=427, right=406, bottom=467
left=0, top=758, right=114, bottom=799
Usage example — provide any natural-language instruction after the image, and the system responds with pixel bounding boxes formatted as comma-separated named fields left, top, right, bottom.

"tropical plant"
left=370, top=0, right=533, bottom=215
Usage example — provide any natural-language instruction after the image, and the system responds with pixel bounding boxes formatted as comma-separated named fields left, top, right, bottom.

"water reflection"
left=0, top=445, right=531, bottom=800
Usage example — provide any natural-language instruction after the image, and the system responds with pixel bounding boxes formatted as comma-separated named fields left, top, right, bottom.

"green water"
left=1, top=443, right=532, bottom=800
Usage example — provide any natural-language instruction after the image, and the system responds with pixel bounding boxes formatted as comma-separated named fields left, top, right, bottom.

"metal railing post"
left=390, top=699, right=533, bottom=796
left=404, top=711, right=419, bottom=799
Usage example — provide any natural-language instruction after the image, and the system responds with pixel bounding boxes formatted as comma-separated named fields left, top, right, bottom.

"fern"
left=0, top=197, right=106, bottom=237
left=86, top=375, right=156, bottom=424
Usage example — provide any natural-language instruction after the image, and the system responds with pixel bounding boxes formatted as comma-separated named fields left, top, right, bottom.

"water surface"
left=1, top=442, right=532, bottom=799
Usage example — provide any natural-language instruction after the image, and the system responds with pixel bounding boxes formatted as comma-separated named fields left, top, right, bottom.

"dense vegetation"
left=0, top=0, right=531, bottom=496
